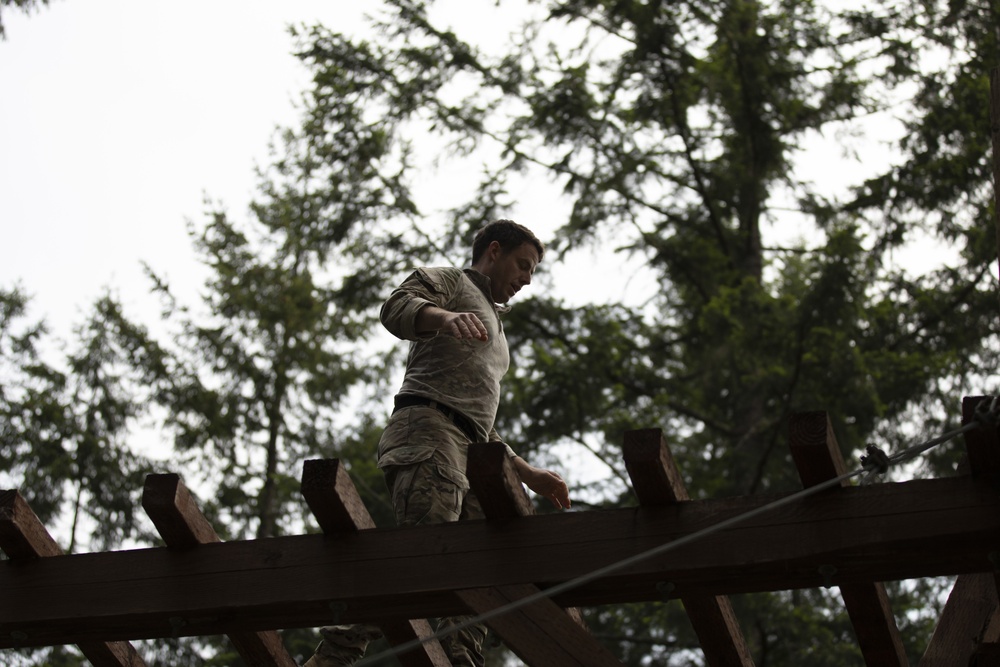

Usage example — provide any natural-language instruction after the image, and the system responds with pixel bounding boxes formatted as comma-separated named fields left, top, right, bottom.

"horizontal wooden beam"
left=0, top=490, right=148, bottom=666
left=1, top=475, right=999, bottom=649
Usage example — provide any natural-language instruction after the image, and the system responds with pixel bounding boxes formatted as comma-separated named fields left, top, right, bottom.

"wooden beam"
left=623, top=429, right=754, bottom=667
left=300, top=459, right=451, bottom=667
left=466, top=442, right=535, bottom=521
left=990, top=67, right=1000, bottom=292
left=969, top=643, right=1000, bottom=666
left=142, top=474, right=297, bottom=667
left=0, top=490, right=147, bottom=667
left=300, top=458, right=376, bottom=532
left=2, top=475, right=999, bottom=648
left=917, top=399, right=1000, bottom=665
left=963, top=396, right=1000, bottom=604
left=918, top=573, right=999, bottom=667
left=466, top=443, right=617, bottom=665
left=456, top=584, right=622, bottom=667
left=962, top=396, right=1000, bottom=485
left=788, top=412, right=908, bottom=667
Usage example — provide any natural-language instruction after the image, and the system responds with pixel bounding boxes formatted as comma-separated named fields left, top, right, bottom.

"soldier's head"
left=471, top=220, right=543, bottom=304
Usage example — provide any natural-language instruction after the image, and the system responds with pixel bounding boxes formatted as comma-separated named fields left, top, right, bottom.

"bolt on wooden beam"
left=0, top=489, right=148, bottom=667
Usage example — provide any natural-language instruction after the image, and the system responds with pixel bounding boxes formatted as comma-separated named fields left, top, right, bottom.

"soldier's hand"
left=440, top=311, right=489, bottom=341
left=513, top=457, right=571, bottom=510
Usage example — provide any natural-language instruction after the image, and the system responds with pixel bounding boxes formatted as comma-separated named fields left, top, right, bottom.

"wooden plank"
left=990, top=67, right=1000, bottom=291
left=142, top=474, right=297, bottom=667
left=623, top=428, right=691, bottom=503
left=917, top=397, right=1000, bottom=665
left=300, top=459, right=376, bottom=532
left=379, top=619, right=452, bottom=667
left=963, top=396, right=1000, bottom=602
left=299, top=459, right=449, bottom=667
left=466, top=442, right=615, bottom=665
left=0, top=489, right=147, bottom=667
left=2, top=475, right=1000, bottom=647
left=918, top=573, right=999, bottom=667
left=457, top=584, right=622, bottom=667
left=466, top=442, right=535, bottom=521
left=969, top=643, right=1000, bottom=666
left=962, top=396, right=1000, bottom=485
left=623, top=429, right=754, bottom=667
left=788, top=412, right=908, bottom=667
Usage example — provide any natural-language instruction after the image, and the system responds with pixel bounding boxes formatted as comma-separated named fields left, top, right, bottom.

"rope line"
left=356, top=397, right=1000, bottom=665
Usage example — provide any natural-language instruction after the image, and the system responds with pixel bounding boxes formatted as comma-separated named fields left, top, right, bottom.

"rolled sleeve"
left=380, top=293, right=437, bottom=341
left=380, top=268, right=457, bottom=341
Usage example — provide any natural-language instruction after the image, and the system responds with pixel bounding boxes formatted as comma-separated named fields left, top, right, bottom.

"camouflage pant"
left=305, top=406, right=487, bottom=667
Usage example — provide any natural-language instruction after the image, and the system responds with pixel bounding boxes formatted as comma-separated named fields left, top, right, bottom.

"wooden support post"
left=141, top=474, right=297, bottom=667
left=300, top=459, right=451, bottom=667
left=0, top=489, right=147, bottom=667
left=962, top=396, right=1000, bottom=485
left=919, top=573, right=1000, bottom=667
left=919, top=397, right=1000, bottom=666
left=456, top=584, right=621, bottom=667
left=623, top=429, right=755, bottom=667
left=990, top=67, right=1000, bottom=294
left=963, top=395, right=1000, bottom=610
left=788, top=412, right=908, bottom=667
left=466, top=442, right=620, bottom=666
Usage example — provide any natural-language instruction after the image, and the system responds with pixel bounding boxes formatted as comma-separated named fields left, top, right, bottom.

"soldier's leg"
left=302, top=624, right=382, bottom=667
left=385, top=452, right=490, bottom=667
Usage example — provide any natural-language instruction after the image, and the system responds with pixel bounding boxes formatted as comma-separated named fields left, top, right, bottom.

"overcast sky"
left=3, top=1, right=656, bottom=350
left=1, top=3, right=369, bottom=339
left=1, top=0, right=941, bottom=356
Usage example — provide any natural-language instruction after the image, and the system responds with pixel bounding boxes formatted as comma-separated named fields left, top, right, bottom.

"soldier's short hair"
left=471, top=219, right=545, bottom=264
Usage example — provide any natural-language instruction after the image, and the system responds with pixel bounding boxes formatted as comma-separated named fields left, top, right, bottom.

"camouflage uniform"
left=305, top=268, right=516, bottom=667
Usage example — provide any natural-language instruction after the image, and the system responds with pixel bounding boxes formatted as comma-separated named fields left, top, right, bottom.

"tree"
left=0, top=0, right=52, bottom=39
left=0, top=286, right=161, bottom=666
left=288, top=0, right=1000, bottom=663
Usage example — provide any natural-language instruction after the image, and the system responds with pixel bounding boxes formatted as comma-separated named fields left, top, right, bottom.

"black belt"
left=393, top=395, right=479, bottom=442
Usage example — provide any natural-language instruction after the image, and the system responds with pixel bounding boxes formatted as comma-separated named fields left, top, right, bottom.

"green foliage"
left=0, top=287, right=155, bottom=552
left=0, top=0, right=51, bottom=39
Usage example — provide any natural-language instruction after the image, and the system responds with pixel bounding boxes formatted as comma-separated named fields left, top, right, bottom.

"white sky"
left=2, top=1, right=660, bottom=350
left=1, top=2, right=371, bottom=342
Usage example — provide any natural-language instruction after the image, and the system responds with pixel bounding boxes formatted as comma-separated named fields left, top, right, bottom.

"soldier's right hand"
left=441, top=311, right=489, bottom=341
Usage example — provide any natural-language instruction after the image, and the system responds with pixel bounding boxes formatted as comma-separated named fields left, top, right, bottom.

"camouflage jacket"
left=380, top=267, right=516, bottom=457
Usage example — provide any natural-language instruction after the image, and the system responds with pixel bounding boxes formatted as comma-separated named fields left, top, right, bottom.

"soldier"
left=305, top=220, right=571, bottom=667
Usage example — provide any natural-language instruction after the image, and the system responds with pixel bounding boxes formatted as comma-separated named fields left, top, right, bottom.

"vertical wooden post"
left=991, top=67, right=1000, bottom=292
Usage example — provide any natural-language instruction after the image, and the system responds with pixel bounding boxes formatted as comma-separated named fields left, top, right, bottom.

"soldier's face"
left=485, top=242, right=539, bottom=304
